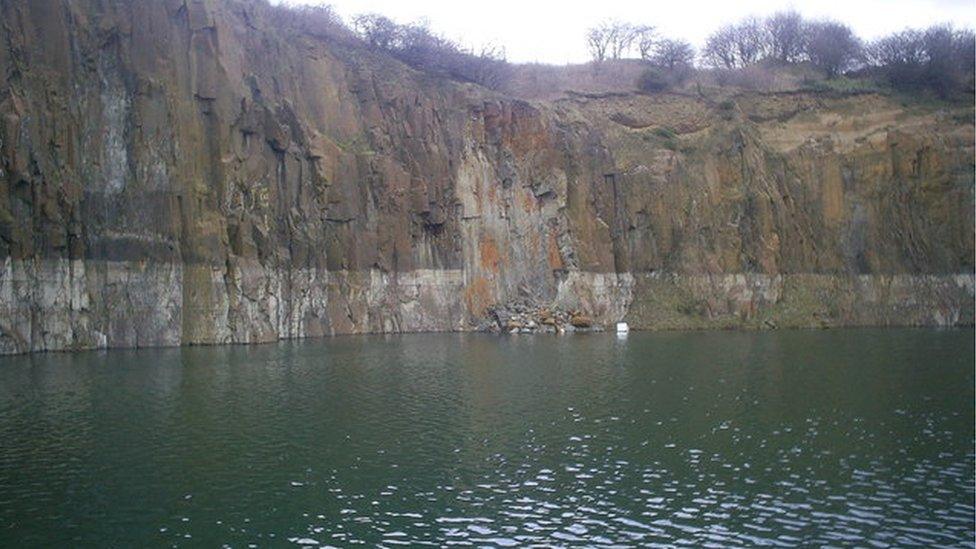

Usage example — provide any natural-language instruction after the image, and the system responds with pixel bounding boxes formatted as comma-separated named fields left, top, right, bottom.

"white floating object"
left=616, top=322, right=630, bottom=333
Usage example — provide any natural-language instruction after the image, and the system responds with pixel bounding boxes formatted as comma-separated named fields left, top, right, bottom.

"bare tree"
left=635, top=25, right=657, bottom=60
left=867, top=27, right=928, bottom=89
left=606, top=22, right=625, bottom=59
left=456, top=43, right=512, bottom=90
left=764, top=10, right=806, bottom=63
left=351, top=17, right=513, bottom=89
left=702, top=18, right=765, bottom=68
left=952, top=28, right=976, bottom=81
left=608, top=21, right=639, bottom=59
left=352, top=13, right=401, bottom=50
left=395, top=20, right=449, bottom=67
left=868, top=29, right=926, bottom=67
left=586, top=21, right=641, bottom=61
left=703, top=25, right=739, bottom=68
left=734, top=17, right=767, bottom=65
left=805, top=20, right=862, bottom=77
left=586, top=24, right=612, bottom=62
left=921, top=24, right=974, bottom=94
left=868, top=24, right=974, bottom=95
left=652, top=38, right=696, bottom=70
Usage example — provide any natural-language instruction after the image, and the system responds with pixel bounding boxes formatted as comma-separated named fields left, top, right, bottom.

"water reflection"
left=0, top=329, right=972, bottom=546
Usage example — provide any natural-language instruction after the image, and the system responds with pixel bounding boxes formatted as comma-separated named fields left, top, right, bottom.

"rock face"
left=0, top=0, right=972, bottom=354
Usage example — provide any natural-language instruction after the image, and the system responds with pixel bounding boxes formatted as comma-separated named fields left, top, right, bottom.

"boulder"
left=570, top=313, right=593, bottom=328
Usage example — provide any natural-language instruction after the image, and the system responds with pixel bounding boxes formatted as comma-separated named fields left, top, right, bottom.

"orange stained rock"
left=463, top=276, right=493, bottom=318
left=519, top=189, right=536, bottom=213
left=547, top=230, right=564, bottom=270
left=479, top=234, right=505, bottom=274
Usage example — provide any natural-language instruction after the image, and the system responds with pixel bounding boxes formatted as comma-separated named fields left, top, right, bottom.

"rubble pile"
left=478, top=300, right=604, bottom=334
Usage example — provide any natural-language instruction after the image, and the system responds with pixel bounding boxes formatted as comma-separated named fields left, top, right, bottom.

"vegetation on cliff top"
left=265, top=1, right=973, bottom=103
left=600, top=13, right=975, bottom=99
left=267, top=3, right=511, bottom=90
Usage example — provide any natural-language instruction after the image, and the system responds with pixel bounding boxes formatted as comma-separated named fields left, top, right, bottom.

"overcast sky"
left=275, top=0, right=976, bottom=64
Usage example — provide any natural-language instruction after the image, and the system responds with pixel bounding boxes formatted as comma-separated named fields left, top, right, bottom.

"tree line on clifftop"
left=268, top=2, right=974, bottom=98
left=589, top=13, right=973, bottom=97
left=268, top=4, right=512, bottom=90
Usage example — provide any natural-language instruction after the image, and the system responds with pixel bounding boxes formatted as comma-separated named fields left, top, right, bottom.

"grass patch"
left=335, top=134, right=374, bottom=155
left=652, top=126, right=678, bottom=139
left=799, top=76, right=885, bottom=95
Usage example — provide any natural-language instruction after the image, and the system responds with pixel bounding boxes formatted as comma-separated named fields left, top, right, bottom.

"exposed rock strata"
left=0, top=0, right=972, bottom=354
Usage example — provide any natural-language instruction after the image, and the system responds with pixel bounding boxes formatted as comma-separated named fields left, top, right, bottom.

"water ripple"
left=0, top=329, right=972, bottom=546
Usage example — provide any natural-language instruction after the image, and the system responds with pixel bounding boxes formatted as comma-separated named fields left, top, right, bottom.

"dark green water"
left=0, top=329, right=972, bottom=547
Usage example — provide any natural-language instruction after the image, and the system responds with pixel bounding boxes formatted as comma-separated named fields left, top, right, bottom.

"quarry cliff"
left=0, top=0, right=973, bottom=354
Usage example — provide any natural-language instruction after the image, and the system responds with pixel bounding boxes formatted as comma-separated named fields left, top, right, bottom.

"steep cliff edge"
left=0, top=0, right=972, bottom=354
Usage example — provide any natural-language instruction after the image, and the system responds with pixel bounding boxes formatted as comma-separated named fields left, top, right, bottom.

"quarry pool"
left=0, top=329, right=972, bottom=546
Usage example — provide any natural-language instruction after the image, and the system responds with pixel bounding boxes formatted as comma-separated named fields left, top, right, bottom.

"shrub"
left=266, top=4, right=357, bottom=43
left=805, top=20, right=863, bottom=77
left=352, top=13, right=400, bottom=50
left=636, top=67, right=671, bottom=92
left=651, top=38, right=696, bottom=71
left=357, top=19, right=513, bottom=90
left=868, top=24, right=975, bottom=96
left=268, top=4, right=512, bottom=90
